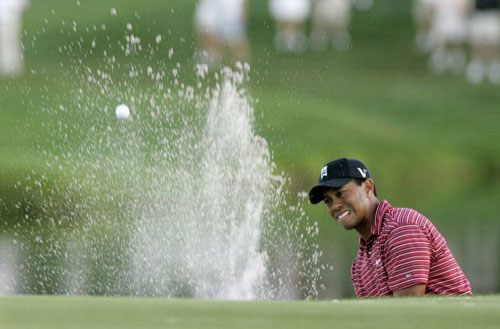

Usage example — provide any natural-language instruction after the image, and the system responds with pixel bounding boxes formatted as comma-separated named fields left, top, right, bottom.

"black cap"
left=309, top=158, right=371, bottom=204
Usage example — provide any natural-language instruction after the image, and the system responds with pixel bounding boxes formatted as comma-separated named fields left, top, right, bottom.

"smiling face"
left=323, top=179, right=377, bottom=239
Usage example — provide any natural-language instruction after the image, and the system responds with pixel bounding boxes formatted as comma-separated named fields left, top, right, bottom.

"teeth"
left=338, top=211, right=350, bottom=220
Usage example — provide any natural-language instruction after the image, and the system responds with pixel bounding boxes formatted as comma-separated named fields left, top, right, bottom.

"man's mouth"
left=336, top=210, right=351, bottom=220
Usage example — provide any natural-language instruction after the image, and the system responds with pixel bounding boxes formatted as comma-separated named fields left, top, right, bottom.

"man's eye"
left=336, top=191, right=343, bottom=198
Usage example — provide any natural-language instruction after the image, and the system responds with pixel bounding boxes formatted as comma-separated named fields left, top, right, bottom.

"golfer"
left=309, top=157, right=472, bottom=297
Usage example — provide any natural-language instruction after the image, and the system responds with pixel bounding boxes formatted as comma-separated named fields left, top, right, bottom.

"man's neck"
left=357, top=199, right=380, bottom=241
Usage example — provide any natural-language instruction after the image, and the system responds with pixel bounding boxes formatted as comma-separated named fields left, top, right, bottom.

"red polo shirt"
left=351, top=200, right=472, bottom=297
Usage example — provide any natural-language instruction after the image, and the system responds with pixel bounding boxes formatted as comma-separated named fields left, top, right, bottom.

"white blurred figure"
left=466, top=0, right=500, bottom=84
left=310, top=0, right=352, bottom=51
left=413, top=0, right=438, bottom=53
left=352, top=0, right=374, bottom=11
left=269, top=0, right=311, bottom=53
left=0, top=236, right=20, bottom=295
left=428, top=0, right=472, bottom=75
left=194, top=0, right=250, bottom=69
left=194, top=0, right=221, bottom=69
left=0, top=0, right=29, bottom=77
left=215, top=0, right=251, bottom=64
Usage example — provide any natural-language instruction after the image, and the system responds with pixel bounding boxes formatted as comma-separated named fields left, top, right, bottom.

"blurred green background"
left=0, top=0, right=499, bottom=298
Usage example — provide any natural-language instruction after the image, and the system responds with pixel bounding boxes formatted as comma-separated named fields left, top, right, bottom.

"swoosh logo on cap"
left=357, top=168, right=367, bottom=178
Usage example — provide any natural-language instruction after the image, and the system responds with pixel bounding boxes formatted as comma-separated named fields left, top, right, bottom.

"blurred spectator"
left=216, top=0, right=251, bottom=64
left=310, top=0, right=351, bottom=52
left=428, top=0, right=471, bottom=75
left=194, top=0, right=250, bottom=70
left=0, top=236, right=19, bottom=294
left=0, top=0, right=29, bottom=77
left=466, top=0, right=500, bottom=84
left=352, top=0, right=374, bottom=11
left=194, top=0, right=220, bottom=69
left=413, top=0, right=437, bottom=53
left=269, top=0, right=311, bottom=53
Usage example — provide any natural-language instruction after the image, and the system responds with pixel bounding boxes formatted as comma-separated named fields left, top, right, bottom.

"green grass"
left=1, top=295, right=499, bottom=329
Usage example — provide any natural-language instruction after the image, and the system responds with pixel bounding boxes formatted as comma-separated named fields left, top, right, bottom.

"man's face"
left=323, top=180, right=372, bottom=231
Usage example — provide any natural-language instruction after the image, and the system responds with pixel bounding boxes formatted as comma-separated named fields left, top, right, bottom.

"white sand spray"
left=13, top=18, right=324, bottom=299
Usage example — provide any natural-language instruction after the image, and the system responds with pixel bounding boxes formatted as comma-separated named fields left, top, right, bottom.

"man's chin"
left=340, top=222, right=355, bottom=230
left=338, top=218, right=359, bottom=231
left=333, top=215, right=357, bottom=230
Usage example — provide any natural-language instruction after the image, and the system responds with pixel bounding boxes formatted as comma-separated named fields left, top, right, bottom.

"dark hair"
left=354, top=178, right=378, bottom=197
left=353, top=178, right=364, bottom=186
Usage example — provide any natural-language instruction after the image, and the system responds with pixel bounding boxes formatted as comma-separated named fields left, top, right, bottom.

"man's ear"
left=364, top=178, right=374, bottom=196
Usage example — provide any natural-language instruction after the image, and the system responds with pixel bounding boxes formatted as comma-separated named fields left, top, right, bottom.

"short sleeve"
left=384, top=224, right=431, bottom=292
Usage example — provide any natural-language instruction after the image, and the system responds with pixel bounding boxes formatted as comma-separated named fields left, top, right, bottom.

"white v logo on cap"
left=321, top=166, right=328, bottom=179
left=357, top=168, right=367, bottom=178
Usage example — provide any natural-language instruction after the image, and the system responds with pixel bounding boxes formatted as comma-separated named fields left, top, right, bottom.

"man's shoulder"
left=392, top=207, right=428, bottom=224
left=382, top=205, right=435, bottom=236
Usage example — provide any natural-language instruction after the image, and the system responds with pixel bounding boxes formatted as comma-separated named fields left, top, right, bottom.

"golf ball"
left=115, top=104, right=130, bottom=120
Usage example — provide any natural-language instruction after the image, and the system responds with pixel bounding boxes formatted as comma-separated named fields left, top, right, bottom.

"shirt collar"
left=360, top=200, right=392, bottom=245
left=372, top=200, right=391, bottom=236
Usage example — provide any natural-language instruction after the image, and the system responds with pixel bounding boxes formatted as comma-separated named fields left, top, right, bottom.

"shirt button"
left=368, top=251, right=372, bottom=255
